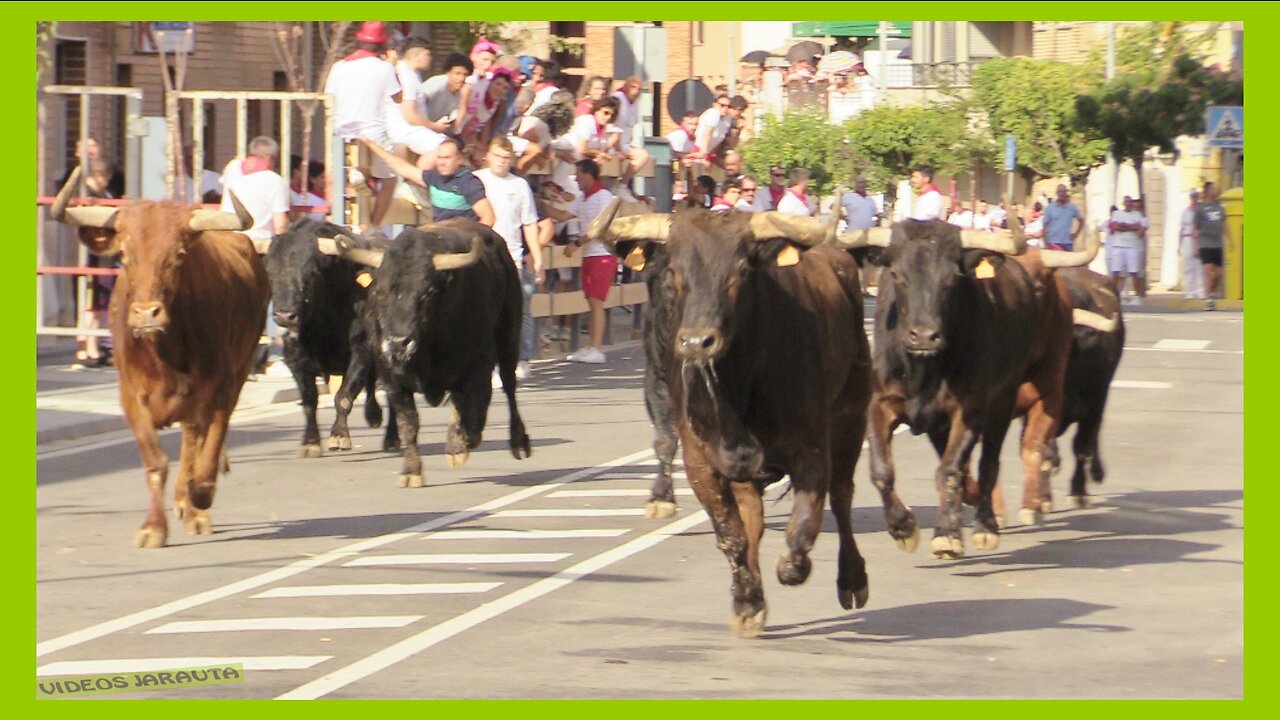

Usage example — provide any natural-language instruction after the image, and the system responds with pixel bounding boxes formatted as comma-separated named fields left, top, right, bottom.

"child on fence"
left=72, top=160, right=120, bottom=370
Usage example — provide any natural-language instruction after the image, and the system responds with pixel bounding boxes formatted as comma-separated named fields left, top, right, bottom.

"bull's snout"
left=676, top=327, right=725, bottom=362
left=128, top=302, right=169, bottom=335
left=382, top=335, right=416, bottom=361
left=904, top=325, right=944, bottom=355
left=272, top=310, right=299, bottom=330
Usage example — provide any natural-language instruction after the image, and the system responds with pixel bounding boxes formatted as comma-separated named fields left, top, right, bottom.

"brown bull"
left=50, top=166, right=271, bottom=548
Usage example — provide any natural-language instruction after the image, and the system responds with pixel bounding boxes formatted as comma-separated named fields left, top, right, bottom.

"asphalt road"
left=35, top=309, right=1243, bottom=699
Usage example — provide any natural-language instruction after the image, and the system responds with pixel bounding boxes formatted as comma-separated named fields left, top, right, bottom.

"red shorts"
left=580, top=255, right=617, bottom=301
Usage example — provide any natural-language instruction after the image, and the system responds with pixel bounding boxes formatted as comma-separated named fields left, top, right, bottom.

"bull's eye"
left=889, top=267, right=905, bottom=285
left=175, top=247, right=188, bottom=261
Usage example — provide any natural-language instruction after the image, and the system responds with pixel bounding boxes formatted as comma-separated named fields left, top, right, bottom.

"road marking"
left=38, top=656, right=331, bottom=676
left=547, top=488, right=696, bottom=498
left=1152, top=338, right=1211, bottom=351
left=1126, top=346, right=1242, bottom=355
left=147, top=616, right=423, bottom=634
left=250, top=583, right=502, bottom=599
left=35, top=396, right=124, bottom=414
left=491, top=509, right=647, bottom=518
left=1111, top=380, right=1173, bottom=390
left=343, top=553, right=572, bottom=567
left=35, top=447, right=654, bottom=657
left=597, top=471, right=687, bottom=480
left=422, top=529, right=628, bottom=540
left=35, top=381, right=120, bottom=397
left=36, top=403, right=300, bottom=460
left=276, top=509, right=711, bottom=700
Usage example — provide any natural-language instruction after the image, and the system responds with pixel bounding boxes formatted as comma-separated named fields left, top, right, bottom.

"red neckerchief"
left=344, top=49, right=378, bottom=62
left=768, top=185, right=786, bottom=208
left=711, top=196, right=731, bottom=209
left=582, top=181, right=607, bottom=200
left=241, top=156, right=270, bottom=175
left=788, top=188, right=808, bottom=205
left=919, top=183, right=939, bottom=196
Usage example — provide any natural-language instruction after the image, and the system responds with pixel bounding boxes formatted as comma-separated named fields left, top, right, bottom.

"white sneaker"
left=491, top=369, right=504, bottom=389
left=516, top=361, right=532, bottom=380
left=569, top=347, right=606, bottom=364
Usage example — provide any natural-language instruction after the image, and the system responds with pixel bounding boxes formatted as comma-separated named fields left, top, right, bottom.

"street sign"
left=1205, top=106, right=1243, bottom=149
left=1004, top=135, right=1017, bottom=171
left=135, top=22, right=195, bottom=54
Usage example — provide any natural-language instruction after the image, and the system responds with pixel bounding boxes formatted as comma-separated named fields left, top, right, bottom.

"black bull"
left=590, top=200, right=873, bottom=638
left=334, top=219, right=531, bottom=488
left=264, top=219, right=387, bottom=458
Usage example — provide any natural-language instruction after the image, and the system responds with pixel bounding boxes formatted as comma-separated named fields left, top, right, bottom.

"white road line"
left=250, top=583, right=502, bottom=599
left=1152, top=338, right=1212, bottom=351
left=147, top=616, right=423, bottom=634
left=276, top=509, right=711, bottom=700
left=596, top=472, right=687, bottom=480
left=35, top=397, right=123, bottom=413
left=491, top=509, right=647, bottom=518
left=548, top=488, right=696, bottom=498
left=35, top=447, right=654, bottom=657
left=422, top=529, right=628, bottom=540
left=38, top=656, right=332, bottom=676
left=343, top=553, right=571, bottom=567
left=36, top=381, right=120, bottom=397
left=1126, top=346, right=1242, bottom=355
left=1111, top=380, right=1174, bottom=390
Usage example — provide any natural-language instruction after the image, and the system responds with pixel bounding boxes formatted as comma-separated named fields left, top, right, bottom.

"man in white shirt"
left=562, top=159, right=616, bottom=365
left=693, top=94, right=746, bottom=163
left=947, top=203, right=975, bottom=228
left=474, top=137, right=543, bottom=380
left=323, top=21, right=401, bottom=232
left=735, top=175, right=759, bottom=211
left=753, top=165, right=789, bottom=212
left=776, top=167, right=817, bottom=217
left=385, top=37, right=449, bottom=171
left=1108, top=195, right=1148, bottom=303
left=610, top=76, right=651, bottom=187
left=219, top=136, right=289, bottom=252
left=972, top=200, right=996, bottom=231
left=665, top=112, right=700, bottom=163
left=909, top=164, right=942, bottom=221
left=1179, top=189, right=1205, bottom=299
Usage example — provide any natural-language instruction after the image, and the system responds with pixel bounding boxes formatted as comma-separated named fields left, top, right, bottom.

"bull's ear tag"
left=975, top=258, right=995, bottom=280
left=624, top=245, right=647, bottom=272
left=356, top=271, right=373, bottom=288
left=776, top=244, right=800, bottom=267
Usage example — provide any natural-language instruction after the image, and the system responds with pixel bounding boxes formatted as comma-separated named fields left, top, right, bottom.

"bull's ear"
left=77, top=226, right=122, bottom=257
left=961, top=249, right=1004, bottom=278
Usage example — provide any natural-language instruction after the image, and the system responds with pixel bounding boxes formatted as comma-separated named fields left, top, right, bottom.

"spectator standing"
left=563, top=159, right=617, bottom=364
left=1108, top=195, right=1149, bottom=304
left=1042, top=183, right=1084, bottom=250
left=776, top=167, right=816, bottom=217
left=735, top=175, right=759, bottom=211
left=947, top=203, right=975, bottom=228
left=721, top=150, right=745, bottom=181
left=1024, top=202, right=1046, bottom=247
left=219, top=136, right=290, bottom=251
left=475, top=137, right=543, bottom=379
left=182, top=145, right=224, bottom=203
left=841, top=176, right=880, bottom=295
left=753, top=165, right=789, bottom=211
left=1194, top=182, right=1231, bottom=311
left=1179, top=189, right=1205, bottom=300
left=908, top=165, right=942, bottom=221
left=989, top=200, right=1008, bottom=229
left=687, top=175, right=716, bottom=209
left=71, top=160, right=121, bottom=370
left=289, top=156, right=327, bottom=222
left=711, top=179, right=742, bottom=212
left=323, top=21, right=401, bottom=234
left=359, top=135, right=495, bottom=226
left=610, top=76, right=650, bottom=188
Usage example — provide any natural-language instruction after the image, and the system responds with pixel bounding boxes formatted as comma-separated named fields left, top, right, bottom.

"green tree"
left=738, top=108, right=845, bottom=196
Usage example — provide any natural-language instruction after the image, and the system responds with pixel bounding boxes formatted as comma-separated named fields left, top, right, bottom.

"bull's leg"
left=930, top=411, right=978, bottom=560
left=328, top=354, right=370, bottom=452
left=289, top=368, right=321, bottom=458
left=866, top=395, right=919, bottom=552
left=188, top=408, right=230, bottom=513
left=387, top=385, right=422, bottom=487
left=363, top=356, right=384, bottom=429
left=499, top=366, right=531, bottom=462
left=445, top=370, right=491, bottom=468
left=1020, top=396, right=1060, bottom=525
left=777, top=447, right=827, bottom=588
left=683, top=437, right=766, bottom=638
left=952, top=432, right=1005, bottom=529
left=729, top=479, right=768, bottom=638
left=972, top=411, right=1014, bottom=550
left=644, top=363, right=680, bottom=519
left=122, top=393, right=170, bottom=548
left=1070, top=413, right=1105, bottom=508
left=827, top=411, right=869, bottom=610
left=383, top=401, right=400, bottom=452
left=173, top=422, right=211, bottom=535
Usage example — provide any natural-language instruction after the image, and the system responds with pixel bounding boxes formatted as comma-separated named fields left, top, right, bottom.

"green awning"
left=791, top=21, right=911, bottom=38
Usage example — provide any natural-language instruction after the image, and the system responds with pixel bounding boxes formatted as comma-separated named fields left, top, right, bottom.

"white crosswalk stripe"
left=250, top=583, right=501, bottom=598
left=146, top=616, right=423, bottom=634
left=343, top=553, right=572, bottom=567
left=37, top=656, right=333, bottom=675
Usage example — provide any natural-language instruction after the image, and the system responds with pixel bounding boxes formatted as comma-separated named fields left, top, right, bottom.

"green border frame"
left=18, top=1, right=1262, bottom=712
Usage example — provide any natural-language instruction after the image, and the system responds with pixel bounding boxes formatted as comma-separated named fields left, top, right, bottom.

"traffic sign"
left=1004, top=135, right=1017, bottom=172
left=1206, top=106, right=1243, bottom=149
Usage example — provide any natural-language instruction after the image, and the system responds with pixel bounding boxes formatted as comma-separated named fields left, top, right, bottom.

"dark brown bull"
left=50, top=166, right=271, bottom=548
left=589, top=199, right=873, bottom=637
left=841, top=219, right=1097, bottom=558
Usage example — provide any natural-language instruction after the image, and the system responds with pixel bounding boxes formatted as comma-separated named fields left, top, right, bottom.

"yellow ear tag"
left=775, top=244, right=800, bottom=267
left=355, top=271, right=373, bottom=288
left=975, top=258, right=995, bottom=280
left=624, top=246, right=647, bottom=272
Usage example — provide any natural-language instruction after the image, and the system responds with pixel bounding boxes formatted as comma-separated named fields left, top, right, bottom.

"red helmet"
left=356, top=21, right=388, bottom=44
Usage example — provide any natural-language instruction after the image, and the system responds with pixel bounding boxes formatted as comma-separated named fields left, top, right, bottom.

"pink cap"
left=489, top=67, right=519, bottom=85
left=471, top=37, right=503, bottom=56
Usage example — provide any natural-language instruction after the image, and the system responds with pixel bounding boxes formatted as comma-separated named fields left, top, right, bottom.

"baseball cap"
left=355, top=21, right=388, bottom=44
left=518, top=55, right=539, bottom=77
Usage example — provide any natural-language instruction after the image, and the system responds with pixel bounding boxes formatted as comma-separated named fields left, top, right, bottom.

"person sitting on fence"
left=417, top=52, right=473, bottom=147
left=665, top=111, right=700, bottom=163
left=460, top=67, right=518, bottom=167
left=947, top=202, right=975, bottom=229
left=387, top=36, right=452, bottom=172
left=570, top=96, right=623, bottom=167
left=691, top=94, right=747, bottom=166
left=508, top=87, right=550, bottom=174
left=360, top=134, right=494, bottom=226
left=455, top=36, right=502, bottom=135
left=71, top=159, right=122, bottom=370
left=971, top=199, right=996, bottom=232
left=610, top=75, right=650, bottom=189
left=527, top=59, right=563, bottom=115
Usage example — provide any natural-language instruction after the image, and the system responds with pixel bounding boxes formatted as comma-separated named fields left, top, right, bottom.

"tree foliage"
left=738, top=108, right=845, bottom=195
left=839, top=102, right=992, bottom=194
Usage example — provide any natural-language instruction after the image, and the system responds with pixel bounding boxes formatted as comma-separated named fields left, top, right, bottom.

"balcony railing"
left=911, top=61, right=985, bottom=87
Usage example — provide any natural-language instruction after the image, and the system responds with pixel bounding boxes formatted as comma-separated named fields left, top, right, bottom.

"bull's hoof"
left=1019, top=508, right=1044, bottom=526
left=297, top=444, right=323, bottom=459
left=930, top=535, right=965, bottom=560
left=893, top=526, right=920, bottom=553
left=1072, top=494, right=1092, bottom=509
left=327, top=435, right=352, bottom=451
left=729, top=607, right=768, bottom=638
left=383, top=440, right=401, bottom=453
left=510, top=441, right=531, bottom=460
left=134, top=526, right=167, bottom=549
left=1040, top=500, right=1053, bottom=515
left=775, top=553, right=812, bottom=586
left=445, top=450, right=470, bottom=469
left=996, top=514, right=1007, bottom=529
left=184, top=514, right=213, bottom=536
left=644, top=500, right=678, bottom=520
left=396, top=474, right=425, bottom=489
left=972, top=530, right=1000, bottom=550
left=838, top=583, right=870, bottom=611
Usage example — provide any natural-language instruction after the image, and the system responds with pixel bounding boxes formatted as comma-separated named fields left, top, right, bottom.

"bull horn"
left=1039, top=230, right=1102, bottom=268
left=1073, top=308, right=1120, bottom=333
left=1007, top=211, right=1025, bottom=245
left=189, top=191, right=253, bottom=232
left=836, top=226, right=893, bottom=249
left=50, top=164, right=121, bottom=229
left=586, top=197, right=624, bottom=242
left=586, top=198, right=666, bottom=245
left=432, top=236, right=484, bottom=271
left=316, top=236, right=340, bottom=256
left=335, top=234, right=384, bottom=268
left=748, top=212, right=835, bottom=246
left=958, top=228, right=1026, bottom=255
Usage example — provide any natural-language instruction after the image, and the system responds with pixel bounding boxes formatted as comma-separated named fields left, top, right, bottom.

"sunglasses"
left=771, top=172, right=786, bottom=178
left=741, top=187, right=757, bottom=192
left=716, top=102, right=730, bottom=109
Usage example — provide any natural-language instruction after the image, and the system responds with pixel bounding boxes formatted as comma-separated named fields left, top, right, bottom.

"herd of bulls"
left=49, top=169, right=1124, bottom=638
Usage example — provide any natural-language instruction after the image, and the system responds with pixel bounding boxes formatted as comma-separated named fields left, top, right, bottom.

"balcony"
left=910, top=60, right=985, bottom=87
